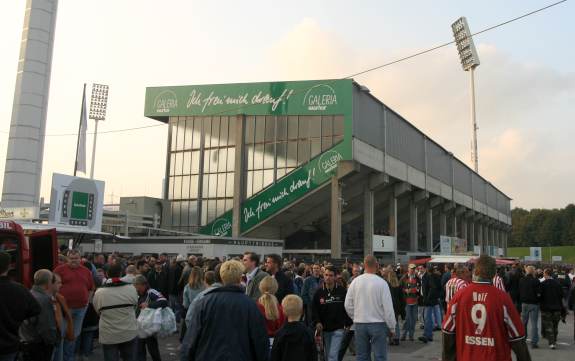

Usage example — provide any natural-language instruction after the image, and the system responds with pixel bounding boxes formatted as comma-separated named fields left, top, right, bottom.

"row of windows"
left=170, top=198, right=234, bottom=228
left=244, top=115, right=343, bottom=144
left=170, top=116, right=237, bottom=152
left=168, top=172, right=235, bottom=200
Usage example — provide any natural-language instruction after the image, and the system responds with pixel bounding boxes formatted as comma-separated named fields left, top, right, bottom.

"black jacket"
left=272, top=270, right=294, bottom=303
left=519, top=274, right=540, bottom=304
left=185, top=285, right=268, bottom=361
left=167, top=262, right=184, bottom=296
left=422, top=272, right=441, bottom=306
left=270, top=321, right=317, bottom=361
left=311, top=284, right=352, bottom=331
left=147, top=269, right=169, bottom=297
left=539, top=278, right=564, bottom=312
left=388, top=283, right=406, bottom=319
left=0, top=276, right=41, bottom=355
left=505, top=268, right=523, bottom=302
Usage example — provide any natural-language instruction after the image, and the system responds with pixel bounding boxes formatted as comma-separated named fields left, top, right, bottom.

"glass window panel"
left=245, top=116, right=255, bottom=144
left=310, top=117, right=321, bottom=139
left=180, top=201, right=189, bottom=227
left=254, top=144, right=264, bottom=170
left=225, top=199, right=233, bottom=212
left=170, top=120, right=177, bottom=151
left=228, top=116, right=236, bottom=146
left=173, top=176, right=182, bottom=200
left=276, top=116, right=287, bottom=141
left=298, top=116, right=310, bottom=139
left=298, top=139, right=310, bottom=164
left=168, top=177, right=175, bottom=200
left=183, top=151, right=191, bottom=175
left=226, top=172, right=234, bottom=197
left=288, top=116, right=298, bottom=140
left=334, top=115, right=344, bottom=135
left=210, top=149, right=219, bottom=173
left=189, top=201, right=198, bottom=226
left=277, top=168, right=286, bottom=179
left=172, top=201, right=181, bottom=226
left=216, top=200, right=225, bottom=219
left=191, top=151, right=200, bottom=174
left=322, top=136, right=333, bottom=151
left=176, top=117, right=186, bottom=151
left=265, top=116, right=275, bottom=142
left=334, top=135, right=344, bottom=145
left=311, top=140, right=321, bottom=158
left=246, top=145, right=254, bottom=170
left=207, top=200, right=217, bottom=223
left=263, top=170, right=274, bottom=189
left=202, top=174, right=209, bottom=198
left=246, top=171, right=253, bottom=197
left=287, top=142, right=297, bottom=167
left=253, top=170, right=263, bottom=194
left=208, top=174, right=217, bottom=198
left=201, top=201, right=207, bottom=225
left=181, top=176, right=190, bottom=199
left=190, top=175, right=199, bottom=199
left=217, top=148, right=227, bottom=173
left=255, top=116, right=265, bottom=143
left=203, top=150, right=211, bottom=173
left=276, top=142, right=286, bottom=169
left=322, top=115, right=333, bottom=137
left=174, top=152, right=183, bottom=175
left=169, top=153, right=176, bottom=176
left=217, top=173, right=226, bottom=197
left=219, top=116, right=228, bottom=147
left=227, top=147, right=235, bottom=171
left=264, top=144, right=274, bottom=169
left=210, top=117, right=220, bottom=148
left=203, top=117, right=211, bottom=148
left=192, top=117, right=202, bottom=149
left=184, top=118, right=193, bottom=150
left=286, top=167, right=296, bottom=175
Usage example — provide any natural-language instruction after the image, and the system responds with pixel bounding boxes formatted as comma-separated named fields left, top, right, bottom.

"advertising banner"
left=48, top=173, right=105, bottom=232
left=529, top=247, right=542, bottom=261
left=440, top=236, right=468, bottom=255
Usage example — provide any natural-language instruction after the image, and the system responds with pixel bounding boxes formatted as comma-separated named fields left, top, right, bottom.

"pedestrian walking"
left=519, top=266, right=541, bottom=348
left=243, top=252, right=269, bottom=300
left=400, top=264, right=420, bottom=342
left=302, top=263, right=322, bottom=325
left=51, top=273, right=73, bottom=361
left=344, top=255, right=396, bottom=361
left=539, top=268, right=565, bottom=349
left=53, top=250, right=95, bottom=361
left=444, top=265, right=469, bottom=304
left=419, top=264, right=441, bottom=343
left=257, top=276, right=286, bottom=349
left=265, top=254, right=294, bottom=303
left=442, top=255, right=531, bottom=361
left=134, top=275, right=168, bottom=361
left=382, top=267, right=405, bottom=346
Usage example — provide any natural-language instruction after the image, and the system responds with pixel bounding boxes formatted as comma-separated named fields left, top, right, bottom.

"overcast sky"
left=0, top=0, right=573, bottom=209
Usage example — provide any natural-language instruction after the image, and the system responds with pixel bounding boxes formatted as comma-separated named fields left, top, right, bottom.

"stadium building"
left=144, top=79, right=511, bottom=261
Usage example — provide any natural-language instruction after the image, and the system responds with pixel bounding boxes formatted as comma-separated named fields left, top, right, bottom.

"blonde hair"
left=188, top=266, right=204, bottom=289
left=219, top=260, right=245, bottom=286
left=258, top=276, right=280, bottom=321
left=385, top=268, right=400, bottom=288
left=281, top=294, right=303, bottom=319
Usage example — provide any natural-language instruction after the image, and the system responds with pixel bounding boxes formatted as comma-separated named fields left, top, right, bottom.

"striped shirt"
left=445, top=277, right=468, bottom=303
left=492, top=275, right=505, bottom=292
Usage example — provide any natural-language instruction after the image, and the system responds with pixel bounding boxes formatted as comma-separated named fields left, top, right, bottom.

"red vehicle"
left=0, top=220, right=58, bottom=287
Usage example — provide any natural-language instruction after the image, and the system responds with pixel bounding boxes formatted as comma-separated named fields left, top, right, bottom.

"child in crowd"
left=270, top=294, right=317, bottom=361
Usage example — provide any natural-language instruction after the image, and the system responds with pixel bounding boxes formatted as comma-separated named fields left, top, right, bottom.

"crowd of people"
left=1, top=248, right=575, bottom=361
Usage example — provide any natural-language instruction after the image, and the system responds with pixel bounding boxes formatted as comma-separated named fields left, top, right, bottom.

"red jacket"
left=256, top=302, right=286, bottom=337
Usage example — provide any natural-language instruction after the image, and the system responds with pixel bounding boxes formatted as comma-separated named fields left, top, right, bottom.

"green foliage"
left=507, top=246, right=575, bottom=264
left=511, top=204, right=575, bottom=247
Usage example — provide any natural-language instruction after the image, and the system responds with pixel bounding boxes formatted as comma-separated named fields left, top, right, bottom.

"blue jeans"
left=521, top=303, right=539, bottom=345
left=52, top=315, right=67, bottom=361
left=355, top=323, right=389, bottom=361
left=63, top=306, right=87, bottom=361
left=169, top=294, right=183, bottom=323
left=102, top=338, right=137, bottom=361
left=323, top=329, right=344, bottom=361
left=403, top=304, right=418, bottom=338
left=0, top=353, right=18, bottom=361
left=423, top=305, right=440, bottom=340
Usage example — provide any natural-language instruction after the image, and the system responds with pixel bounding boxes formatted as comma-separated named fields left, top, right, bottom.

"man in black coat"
left=0, top=252, right=41, bottom=360
left=185, top=260, right=268, bottom=361
left=265, top=254, right=293, bottom=303
left=419, top=265, right=441, bottom=343
left=539, top=269, right=565, bottom=349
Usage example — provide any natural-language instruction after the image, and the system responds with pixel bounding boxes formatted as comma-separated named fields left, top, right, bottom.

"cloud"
left=263, top=18, right=575, bottom=209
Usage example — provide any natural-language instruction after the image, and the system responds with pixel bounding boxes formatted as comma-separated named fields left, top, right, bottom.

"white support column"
left=410, top=199, right=418, bottom=252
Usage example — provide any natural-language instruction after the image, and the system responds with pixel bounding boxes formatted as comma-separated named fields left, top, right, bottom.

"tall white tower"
left=1, top=0, right=59, bottom=208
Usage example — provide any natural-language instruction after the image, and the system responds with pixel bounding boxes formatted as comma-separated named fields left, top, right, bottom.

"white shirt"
left=344, top=273, right=396, bottom=329
left=246, top=267, right=259, bottom=285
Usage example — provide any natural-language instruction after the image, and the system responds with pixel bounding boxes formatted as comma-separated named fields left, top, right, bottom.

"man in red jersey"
left=442, top=255, right=531, bottom=361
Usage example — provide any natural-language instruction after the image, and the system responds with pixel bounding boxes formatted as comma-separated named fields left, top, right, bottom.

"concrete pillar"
left=363, top=184, right=374, bottom=256
left=330, top=177, right=342, bottom=259
left=410, top=199, right=418, bottom=252
left=478, top=222, right=483, bottom=254
left=426, top=205, right=433, bottom=253
left=232, top=114, right=246, bottom=237
left=469, top=221, right=475, bottom=252
left=462, top=218, right=468, bottom=244
left=440, top=211, right=447, bottom=236
left=389, top=194, right=398, bottom=263
left=453, top=214, right=458, bottom=237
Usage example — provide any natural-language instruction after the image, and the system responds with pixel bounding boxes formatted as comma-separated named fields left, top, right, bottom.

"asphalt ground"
left=84, top=316, right=575, bottom=361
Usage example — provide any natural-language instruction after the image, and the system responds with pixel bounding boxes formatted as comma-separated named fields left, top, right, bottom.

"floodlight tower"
left=452, top=17, right=480, bottom=173
left=88, top=84, right=109, bottom=179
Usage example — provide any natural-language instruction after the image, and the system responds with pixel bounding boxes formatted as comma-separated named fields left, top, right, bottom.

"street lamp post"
left=88, top=84, right=109, bottom=179
left=452, top=17, right=480, bottom=173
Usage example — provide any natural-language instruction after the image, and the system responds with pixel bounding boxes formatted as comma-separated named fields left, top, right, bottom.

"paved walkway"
left=85, top=316, right=575, bottom=360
